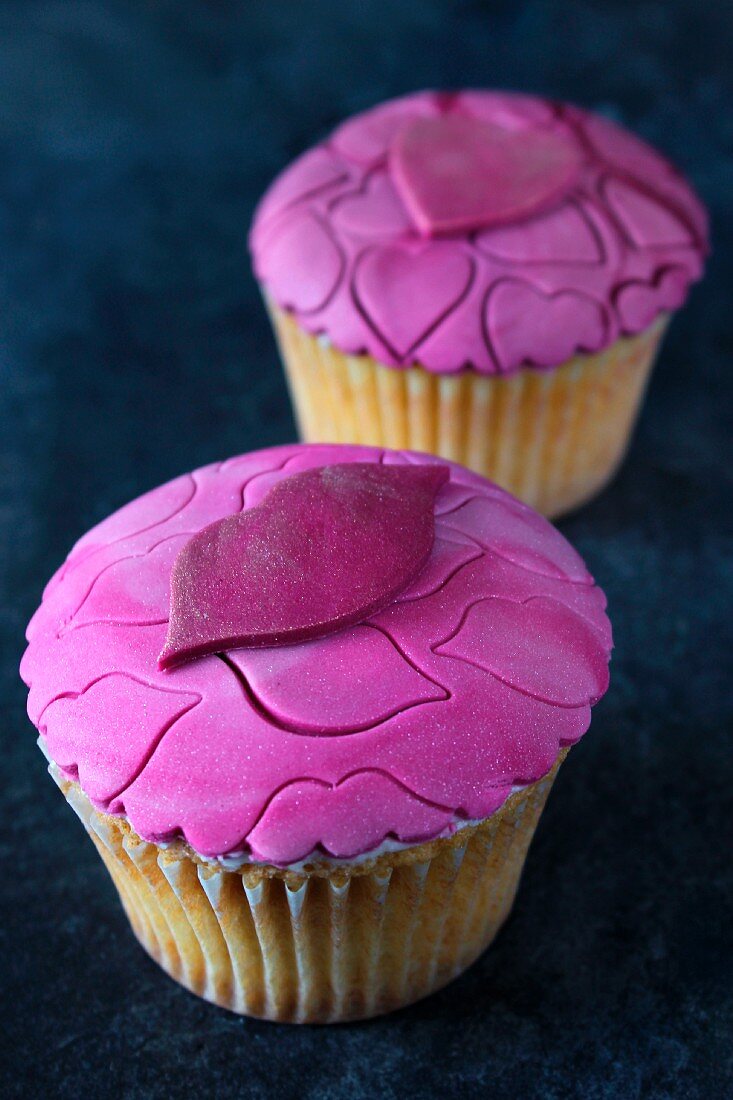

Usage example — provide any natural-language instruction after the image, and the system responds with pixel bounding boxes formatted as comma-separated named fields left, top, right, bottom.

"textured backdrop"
left=1, top=2, right=731, bottom=1098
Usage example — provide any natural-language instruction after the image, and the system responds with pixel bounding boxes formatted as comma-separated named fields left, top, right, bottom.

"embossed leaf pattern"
left=229, top=624, right=448, bottom=735
left=438, top=496, right=592, bottom=583
left=434, top=596, right=609, bottom=706
left=245, top=772, right=456, bottom=865
left=22, top=446, right=613, bottom=863
left=38, top=674, right=200, bottom=805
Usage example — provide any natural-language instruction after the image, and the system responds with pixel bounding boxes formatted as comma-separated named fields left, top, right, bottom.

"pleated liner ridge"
left=268, top=301, right=667, bottom=519
left=53, top=754, right=565, bottom=1023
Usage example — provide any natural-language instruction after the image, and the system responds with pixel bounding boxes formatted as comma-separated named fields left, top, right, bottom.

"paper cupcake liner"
left=268, top=301, right=667, bottom=518
left=53, top=755, right=564, bottom=1023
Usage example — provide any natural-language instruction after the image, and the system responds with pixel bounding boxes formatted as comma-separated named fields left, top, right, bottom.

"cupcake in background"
left=250, top=90, right=708, bottom=517
left=22, top=443, right=612, bottom=1022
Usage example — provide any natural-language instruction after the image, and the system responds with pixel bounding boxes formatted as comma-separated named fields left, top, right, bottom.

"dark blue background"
left=2, top=2, right=731, bottom=1097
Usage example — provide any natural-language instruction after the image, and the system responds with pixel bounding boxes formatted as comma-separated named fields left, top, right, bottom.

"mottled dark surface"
left=1, top=2, right=731, bottom=1097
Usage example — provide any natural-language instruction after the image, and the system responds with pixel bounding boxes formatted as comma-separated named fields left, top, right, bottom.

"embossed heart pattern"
left=390, top=114, right=583, bottom=236
left=251, top=90, right=707, bottom=373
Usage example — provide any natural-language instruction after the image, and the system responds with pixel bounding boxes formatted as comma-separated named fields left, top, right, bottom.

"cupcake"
left=22, top=443, right=612, bottom=1022
left=250, top=91, right=708, bottom=518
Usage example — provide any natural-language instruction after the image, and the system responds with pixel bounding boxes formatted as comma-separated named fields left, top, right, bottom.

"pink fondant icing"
left=250, top=90, right=708, bottom=374
left=614, top=266, right=690, bottom=332
left=484, top=279, right=608, bottom=370
left=390, top=115, right=582, bottom=236
left=22, top=444, right=613, bottom=864
left=353, top=243, right=475, bottom=360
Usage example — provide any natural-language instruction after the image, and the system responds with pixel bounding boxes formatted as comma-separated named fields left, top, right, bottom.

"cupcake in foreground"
left=250, top=90, right=708, bottom=517
left=22, top=444, right=612, bottom=1022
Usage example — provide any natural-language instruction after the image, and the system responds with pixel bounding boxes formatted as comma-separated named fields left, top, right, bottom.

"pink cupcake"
left=22, top=444, right=612, bottom=1022
left=250, top=91, right=708, bottom=517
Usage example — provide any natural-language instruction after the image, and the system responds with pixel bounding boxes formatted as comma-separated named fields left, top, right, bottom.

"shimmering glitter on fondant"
left=22, top=444, right=613, bottom=864
left=159, top=463, right=449, bottom=667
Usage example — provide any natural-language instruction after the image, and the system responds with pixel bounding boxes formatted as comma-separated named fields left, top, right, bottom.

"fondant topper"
left=159, top=463, right=449, bottom=668
left=390, top=114, right=582, bottom=236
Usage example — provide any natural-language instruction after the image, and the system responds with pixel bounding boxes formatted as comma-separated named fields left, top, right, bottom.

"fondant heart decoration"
left=484, top=278, right=608, bottom=370
left=331, top=173, right=413, bottom=238
left=390, top=115, right=583, bottom=237
left=331, top=98, right=437, bottom=166
left=578, top=113, right=674, bottom=188
left=614, top=266, right=689, bottom=332
left=256, top=211, right=344, bottom=314
left=353, top=243, right=474, bottom=361
left=602, top=177, right=693, bottom=248
left=159, top=463, right=449, bottom=669
left=476, top=201, right=604, bottom=265
left=251, top=147, right=349, bottom=235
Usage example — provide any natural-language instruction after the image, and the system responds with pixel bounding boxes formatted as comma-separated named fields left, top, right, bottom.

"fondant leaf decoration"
left=159, top=463, right=449, bottom=669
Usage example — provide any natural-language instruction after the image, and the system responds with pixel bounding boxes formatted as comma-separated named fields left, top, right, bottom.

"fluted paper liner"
left=268, top=300, right=667, bottom=518
left=53, top=754, right=565, bottom=1023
